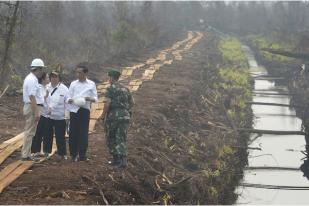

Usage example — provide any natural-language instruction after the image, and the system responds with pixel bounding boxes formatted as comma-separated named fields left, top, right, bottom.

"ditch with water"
left=235, top=45, right=309, bottom=204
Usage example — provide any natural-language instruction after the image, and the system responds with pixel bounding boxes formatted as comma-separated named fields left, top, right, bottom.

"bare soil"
left=0, top=32, right=251, bottom=204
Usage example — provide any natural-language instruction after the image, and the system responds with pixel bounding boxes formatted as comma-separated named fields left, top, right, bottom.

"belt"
left=24, top=103, right=43, bottom=106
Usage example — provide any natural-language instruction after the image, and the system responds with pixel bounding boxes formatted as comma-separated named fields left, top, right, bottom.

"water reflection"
left=236, top=46, right=309, bottom=204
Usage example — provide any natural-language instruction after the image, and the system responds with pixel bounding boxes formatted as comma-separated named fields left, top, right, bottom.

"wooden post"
left=247, top=101, right=299, bottom=107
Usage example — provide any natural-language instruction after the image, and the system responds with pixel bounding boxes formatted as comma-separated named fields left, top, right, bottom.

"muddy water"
left=235, top=46, right=309, bottom=204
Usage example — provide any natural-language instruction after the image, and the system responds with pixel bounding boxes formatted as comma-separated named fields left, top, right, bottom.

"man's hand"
left=34, top=111, right=40, bottom=122
left=68, top=99, right=73, bottom=104
left=45, top=90, right=49, bottom=99
left=47, top=107, right=52, bottom=115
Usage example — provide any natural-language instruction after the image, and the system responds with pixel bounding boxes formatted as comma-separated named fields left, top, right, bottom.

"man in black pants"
left=45, top=71, right=69, bottom=159
left=67, top=64, right=97, bottom=162
left=31, top=72, right=49, bottom=157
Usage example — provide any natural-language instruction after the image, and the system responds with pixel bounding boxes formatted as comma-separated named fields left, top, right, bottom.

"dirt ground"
left=0, top=95, right=24, bottom=142
left=0, top=32, right=250, bottom=204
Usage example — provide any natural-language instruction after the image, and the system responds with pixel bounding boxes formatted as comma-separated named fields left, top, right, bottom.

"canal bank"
left=236, top=45, right=309, bottom=204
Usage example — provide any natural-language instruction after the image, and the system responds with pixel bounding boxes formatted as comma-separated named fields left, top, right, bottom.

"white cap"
left=73, top=97, right=86, bottom=107
left=30, top=58, right=45, bottom=69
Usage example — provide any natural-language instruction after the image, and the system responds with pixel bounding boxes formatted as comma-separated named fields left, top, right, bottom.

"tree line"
left=1, top=1, right=309, bottom=92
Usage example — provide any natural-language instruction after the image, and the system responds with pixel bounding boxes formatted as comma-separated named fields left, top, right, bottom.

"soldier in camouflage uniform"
left=102, top=69, right=134, bottom=168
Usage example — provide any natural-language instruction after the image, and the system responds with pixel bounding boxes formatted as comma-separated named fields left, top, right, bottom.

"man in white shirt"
left=22, top=58, right=45, bottom=161
left=44, top=71, right=69, bottom=160
left=67, top=64, right=97, bottom=162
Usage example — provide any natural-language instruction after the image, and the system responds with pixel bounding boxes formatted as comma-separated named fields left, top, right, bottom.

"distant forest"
left=1, top=1, right=309, bottom=90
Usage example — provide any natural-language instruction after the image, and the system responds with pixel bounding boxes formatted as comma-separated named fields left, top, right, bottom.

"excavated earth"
left=0, top=31, right=251, bottom=204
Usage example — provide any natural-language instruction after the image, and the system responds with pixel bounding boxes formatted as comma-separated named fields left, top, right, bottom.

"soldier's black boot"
left=118, top=155, right=127, bottom=168
left=109, top=155, right=121, bottom=166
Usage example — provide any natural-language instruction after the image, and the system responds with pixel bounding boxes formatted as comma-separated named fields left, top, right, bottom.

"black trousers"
left=44, top=119, right=67, bottom=156
left=69, top=108, right=90, bottom=158
left=31, top=115, right=48, bottom=154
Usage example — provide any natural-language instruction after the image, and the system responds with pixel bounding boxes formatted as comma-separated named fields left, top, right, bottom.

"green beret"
left=108, top=69, right=121, bottom=78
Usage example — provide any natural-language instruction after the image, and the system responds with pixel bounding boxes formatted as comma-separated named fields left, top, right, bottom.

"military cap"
left=108, top=69, right=121, bottom=78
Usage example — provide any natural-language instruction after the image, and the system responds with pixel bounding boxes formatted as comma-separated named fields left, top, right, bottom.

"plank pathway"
left=0, top=31, right=204, bottom=194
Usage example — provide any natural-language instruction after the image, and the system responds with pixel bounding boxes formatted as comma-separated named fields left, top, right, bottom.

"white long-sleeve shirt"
left=67, top=79, right=98, bottom=113
left=47, top=83, right=69, bottom=120
left=23, top=72, right=42, bottom=104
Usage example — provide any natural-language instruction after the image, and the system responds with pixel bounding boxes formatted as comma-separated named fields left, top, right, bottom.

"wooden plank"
left=37, top=142, right=57, bottom=163
left=153, top=64, right=162, bottom=70
left=0, top=161, right=22, bottom=182
left=0, top=142, right=57, bottom=194
left=254, top=77, right=285, bottom=80
left=0, top=161, right=33, bottom=193
left=247, top=101, right=294, bottom=107
left=130, top=85, right=140, bottom=91
left=121, top=69, right=133, bottom=76
left=97, top=84, right=109, bottom=90
left=0, top=140, right=23, bottom=165
left=253, top=92, right=290, bottom=96
left=144, top=69, right=156, bottom=76
left=254, top=88, right=288, bottom=92
left=245, top=166, right=299, bottom=171
left=3, top=132, right=24, bottom=144
left=146, top=58, right=156, bottom=64
left=129, top=80, right=142, bottom=86
left=0, top=143, right=9, bottom=151
left=237, top=128, right=305, bottom=135
left=240, top=183, right=309, bottom=190
left=89, top=120, right=97, bottom=133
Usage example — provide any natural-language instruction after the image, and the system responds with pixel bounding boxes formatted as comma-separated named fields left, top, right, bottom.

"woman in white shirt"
left=31, top=72, right=49, bottom=157
left=44, top=71, right=69, bottom=159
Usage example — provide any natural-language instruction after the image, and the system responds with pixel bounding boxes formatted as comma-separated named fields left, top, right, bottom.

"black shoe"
left=22, top=156, right=40, bottom=162
left=121, top=156, right=127, bottom=168
left=79, top=156, right=89, bottom=162
left=44, top=153, right=50, bottom=159
left=117, top=155, right=127, bottom=168
left=21, top=157, right=31, bottom=161
left=61, top=155, right=68, bottom=160
left=109, top=155, right=121, bottom=166
left=72, top=156, right=78, bottom=162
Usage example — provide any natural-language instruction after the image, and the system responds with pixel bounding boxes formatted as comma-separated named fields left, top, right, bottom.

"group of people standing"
left=21, top=58, right=133, bottom=168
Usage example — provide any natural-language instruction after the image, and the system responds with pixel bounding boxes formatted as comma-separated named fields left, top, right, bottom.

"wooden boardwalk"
left=0, top=31, right=204, bottom=194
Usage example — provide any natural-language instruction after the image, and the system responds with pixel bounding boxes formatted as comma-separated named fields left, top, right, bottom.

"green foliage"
left=196, top=36, right=253, bottom=204
left=218, top=37, right=248, bottom=68
left=218, top=68, right=249, bottom=89
left=207, top=186, right=218, bottom=200
left=217, top=38, right=252, bottom=115
left=248, top=34, right=294, bottom=62
left=218, top=145, right=233, bottom=158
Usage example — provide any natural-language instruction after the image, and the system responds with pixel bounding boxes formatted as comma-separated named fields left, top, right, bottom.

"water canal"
left=236, top=46, right=309, bottom=204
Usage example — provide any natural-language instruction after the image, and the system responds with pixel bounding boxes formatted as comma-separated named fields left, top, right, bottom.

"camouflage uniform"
left=104, top=82, right=133, bottom=156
